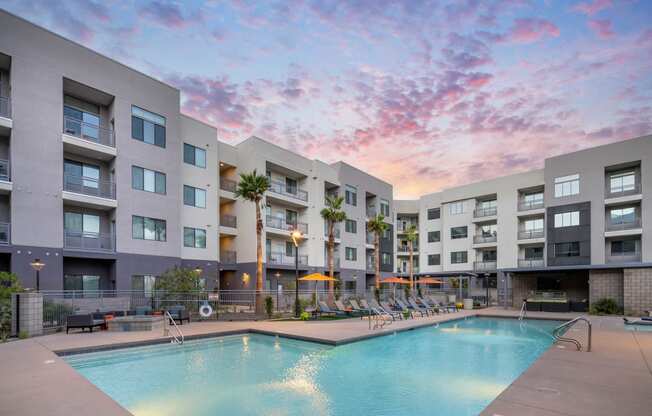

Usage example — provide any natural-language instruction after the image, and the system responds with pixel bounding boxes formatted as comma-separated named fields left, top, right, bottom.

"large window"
left=132, top=215, right=166, bottom=241
left=522, top=192, right=543, bottom=206
left=381, top=252, right=392, bottom=265
left=345, top=185, right=357, bottom=206
left=450, top=226, right=468, bottom=239
left=64, top=274, right=100, bottom=294
left=183, top=143, right=206, bottom=168
left=611, top=240, right=637, bottom=255
left=132, top=166, right=166, bottom=194
left=64, top=159, right=100, bottom=189
left=610, top=207, right=636, bottom=225
left=480, top=224, right=497, bottom=237
left=184, top=227, right=206, bottom=248
left=450, top=251, right=467, bottom=264
left=427, top=231, right=440, bottom=243
left=427, top=208, right=440, bottom=220
left=428, top=254, right=440, bottom=265
left=554, top=242, right=580, bottom=257
left=380, top=199, right=390, bottom=216
left=609, top=171, right=636, bottom=194
left=132, top=275, right=157, bottom=297
left=524, top=218, right=544, bottom=231
left=184, top=185, right=207, bottom=208
left=554, top=211, right=580, bottom=228
left=345, top=247, right=357, bottom=261
left=132, top=106, right=166, bottom=148
left=449, top=201, right=464, bottom=215
left=345, top=219, right=357, bottom=234
left=63, top=96, right=101, bottom=142
left=524, top=246, right=544, bottom=259
left=285, top=177, right=297, bottom=195
left=64, top=212, right=100, bottom=235
left=554, top=174, right=580, bottom=197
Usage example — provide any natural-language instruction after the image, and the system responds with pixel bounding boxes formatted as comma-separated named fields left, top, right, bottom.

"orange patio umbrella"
left=298, top=273, right=338, bottom=281
left=381, top=277, right=410, bottom=284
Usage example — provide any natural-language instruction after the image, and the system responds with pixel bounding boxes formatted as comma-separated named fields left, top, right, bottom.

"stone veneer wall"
left=511, top=274, right=537, bottom=308
left=589, top=270, right=623, bottom=308
left=624, top=268, right=652, bottom=316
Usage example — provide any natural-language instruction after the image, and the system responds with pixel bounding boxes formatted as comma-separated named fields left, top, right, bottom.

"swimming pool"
left=65, top=317, right=561, bottom=416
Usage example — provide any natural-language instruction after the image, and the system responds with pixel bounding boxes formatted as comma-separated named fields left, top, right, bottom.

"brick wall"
left=511, top=274, right=537, bottom=307
left=589, top=270, right=623, bottom=308
left=624, top=268, right=652, bottom=316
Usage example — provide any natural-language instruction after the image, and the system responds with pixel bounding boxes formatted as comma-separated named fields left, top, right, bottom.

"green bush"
left=402, top=309, right=411, bottom=320
left=264, top=296, right=274, bottom=318
left=18, top=330, right=29, bottom=339
left=300, top=311, right=310, bottom=321
left=0, top=272, right=22, bottom=342
left=590, top=298, right=622, bottom=315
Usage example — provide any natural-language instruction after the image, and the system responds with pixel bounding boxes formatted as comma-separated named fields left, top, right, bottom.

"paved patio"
left=1, top=308, right=650, bottom=415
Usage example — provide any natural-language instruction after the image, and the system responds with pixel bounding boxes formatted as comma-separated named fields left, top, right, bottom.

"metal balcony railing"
left=0, top=96, right=10, bottom=119
left=398, top=267, right=419, bottom=274
left=474, top=261, right=497, bottom=271
left=220, top=177, right=237, bottom=193
left=397, top=222, right=418, bottom=233
left=324, top=226, right=341, bottom=239
left=518, top=199, right=544, bottom=211
left=366, top=207, right=377, bottom=218
left=518, top=258, right=544, bottom=268
left=221, top=250, right=237, bottom=264
left=268, top=180, right=308, bottom=202
left=397, top=245, right=419, bottom=253
left=366, top=232, right=374, bottom=244
left=605, top=218, right=642, bottom=231
left=518, top=229, right=544, bottom=240
left=0, top=159, right=9, bottom=181
left=474, top=206, right=497, bottom=218
left=64, top=230, right=115, bottom=252
left=606, top=252, right=641, bottom=264
left=473, top=234, right=497, bottom=244
left=0, top=222, right=9, bottom=245
left=266, top=216, right=308, bottom=234
left=606, top=182, right=641, bottom=199
left=267, top=252, right=308, bottom=266
left=220, top=214, right=237, bottom=228
left=63, top=116, right=115, bottom=147
left=63, top=174, right=116, bottom=200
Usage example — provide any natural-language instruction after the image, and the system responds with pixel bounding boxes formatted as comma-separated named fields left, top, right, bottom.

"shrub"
left=264, top=296, right=274, bottom=318
left=300, top=311, right=310, bottom=321
left=590, top=298, right=622, bottom=315
left=0, top=272, right=22, bottom=342
left=402, top=309, right=411, bottom=320
left=18, top=330, right=29, bottom=339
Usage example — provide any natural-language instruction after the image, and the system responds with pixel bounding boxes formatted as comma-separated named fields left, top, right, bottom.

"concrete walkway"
left=1, top=308, right=650, bottom=416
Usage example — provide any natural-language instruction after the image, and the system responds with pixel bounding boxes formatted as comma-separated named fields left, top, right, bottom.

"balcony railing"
left=220, top=177, right=237, bottom=193
left=220, top=214, right=237, bottom=228
left=474, top=261, right=497, bottom=271
left=267, top=252, right=308, bottom=266
left=324, top=257, right=341, bottom=269
left=266, top=216, right=308, bottom=234
left=397, top=245, right=419, bottom=253
left=518, top=229, right=544, bottom=240
left=605, top=218, right=642, bottom=231
left=398, top=267, right=419, bottom=274
left=518, top=258, right=544, bottom=268
left=0, top=96, right=10, bottom=119
left=268, top=180, right=308, bottom=202
left=366, top=232, right=374, bottom=244
left=366, top=258, right=375, bottom=271
left=63, top=116, right=115, bottom=147
left=324, top=226, right=341, bottom=239
left=63, top=174, right=116, bottom=200
left=606, top=252, right=641, bottom=264
left=473, top=234, right=497, bottom=244
left=366, top=207, right=377, bottom=218
left=474, top=206, right=497, bottom=218
left=221, top=250, right=237, bottom=264
left=396, top=222, right=418, bottom=233
left=0, top=159, right=9, bottom=181
left=64, top=230, right=115, bottom=252
left=0, top=222, right=9, bottom=245
left=518, top=199, right=544, bottom=211
left=606, top=182, right=641, bottom=199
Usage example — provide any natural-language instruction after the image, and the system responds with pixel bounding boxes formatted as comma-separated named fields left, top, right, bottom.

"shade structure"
left=415, top=277, right=444, bottom=284
left=298, top=273, right=338, bottom=281
left=381, top=277, right=410, bottom=284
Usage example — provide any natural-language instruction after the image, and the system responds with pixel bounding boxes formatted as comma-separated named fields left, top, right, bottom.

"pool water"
left=65, top=318, right=561, bottom=416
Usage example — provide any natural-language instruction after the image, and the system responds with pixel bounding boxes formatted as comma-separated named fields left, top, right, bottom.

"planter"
left=463, top=299, right=474, bottom=310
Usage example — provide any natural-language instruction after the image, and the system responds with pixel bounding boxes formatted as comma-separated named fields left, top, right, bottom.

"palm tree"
left=367, top=214, right=388, bottom=289
left=404, top=224, right=418, bottom=296
left=234, top=170, right=270, bottom=314
left=320, top=195, right=346, bottom=303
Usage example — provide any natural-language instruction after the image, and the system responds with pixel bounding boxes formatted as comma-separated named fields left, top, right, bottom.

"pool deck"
left=1, top=308, right=650, bottom=415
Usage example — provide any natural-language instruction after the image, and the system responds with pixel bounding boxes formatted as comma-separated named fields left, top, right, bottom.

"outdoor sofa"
left=66, top=314, right=105, bottom=334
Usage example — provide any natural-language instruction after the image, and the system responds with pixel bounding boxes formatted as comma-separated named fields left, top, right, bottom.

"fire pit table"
left=106, top=315, right=165, bottom=332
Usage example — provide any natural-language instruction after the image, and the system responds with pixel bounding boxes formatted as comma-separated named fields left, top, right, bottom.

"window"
left=63, top=96, right=101, bottom=142
left=132, top=106, right=166, bottom=147
left=523, top=192, right=543, bottom=206
left=428, top=254, right=440, bottom=265
left=285, top=177, right=297, bottom=195
left=482, top=250, right=497, bottom=261
left=344, top=281, right=356, bottom=291
left=132, top=166, right=166, bottom=194
left=183, top=143, right=206, bottom=168
left=451, top=251, right=467, bottom=264
left=611, top=240, right=637, bottom=255
left=554, top=174, right=580, bottom=197
left=64, top=274, right=100, bottom=294
left=184, top=227, right=206, bottom=248
left=285, top=241, right=295, bottom=256
left=382, top=228, right=391, bottom=239
left=427, top=231, right=440, bottom=243
left=610, top=207, right=636, bottom=225
left=345, top=185, right=357, bottom=206
left=555, top=242, right=580, bottom=257
left=478, top=199, right=497, bottom=209
left=64, top=212, right=100, bottom=235
left=427, top=208, right=440, bottom=220
left=345, top=219, right=357, bottom=234
left=132, top=215, right=166, bottom=241
left=554, top=211, right=580, bottom=228
left=524, top=218, right=544, bottom=231
left=64, top=159, right=100, bottom=189
left=184, top=185, right=207, bottom=208
left=450, top=226, right=468, bottom=239
left=380, top=199, right=390, bottom=216
left=345, top=247, right=357, bottom=261
left=609, top=171, right=636, bottom=194
left=480, top=224, right=497, bottom=237
left=381, top=252, right=392, bottom=265
left=524, top=246, right=544, bottom=259
left=449, top=201, right=464, bottom=215
left=132, top=275, right=157, bottom=297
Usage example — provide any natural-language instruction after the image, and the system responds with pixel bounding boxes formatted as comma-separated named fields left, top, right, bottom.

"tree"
left=0, top=272, right=22, bottom=342
left=367, top=214, right=389, bottom=289
left=320, top=195, right=346, bottom=303
left=404, top=224, right=418, bottom=296
left=155, top=266, right=204, bottom=293
left=234, top=169, right=270, bottom=314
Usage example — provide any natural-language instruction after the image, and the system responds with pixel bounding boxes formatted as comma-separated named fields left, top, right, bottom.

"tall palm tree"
left=367, top=214, right=388, bottom=289
left=234, top=170, right=270, bottom=314
left=320, top=195, right=346, bottom=303
left=404, top=224, right=418, bottom=296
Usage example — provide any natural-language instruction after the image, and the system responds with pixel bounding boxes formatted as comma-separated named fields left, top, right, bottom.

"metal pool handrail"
left=553, top=316, right=591, bottom=352
left=518, top=299, right=527, bottom=320
left=165, top=310, right=184, bottom=345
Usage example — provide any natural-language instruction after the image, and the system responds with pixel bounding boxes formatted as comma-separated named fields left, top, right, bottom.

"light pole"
left=274, top=271, right=281, bottom=312
left=484, top=273, right=490, bottom=307
left=29, top=258, right=45, bottom=291
left=291, top=229, right=303, bottom=318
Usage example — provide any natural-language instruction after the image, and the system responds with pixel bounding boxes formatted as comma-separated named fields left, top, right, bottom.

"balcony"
left=605, top=218, right=642, bottom=232
left=64, top=230, right=115, bottom=252
left=268, top=180, right=308, bottom=202
left=62, top=116, right=116, bottom=160
left=366, top=258, right=375, bottom=272
left=220, top=177, right=237, bottom=193
left=518, top=229, right=544, bottom=240
left=0, top=222, right=9, bottom=244
left=518, top=258, right=545, bottom=268
left=606, top=252, right=641, bottom=264
left=63, top=173, right=116, bottom=205
left=366, top=207, right=377, bottom=218
left=606, top=182, right=641, bottom=199
left=0, top=96, right=10, bottom=130
left=0, top=159, right=9, bottom=182
left=474, top=206, right=497, bottom=218
left=473, top=234, right=497, bottom=244
left=266, top=216, right=308, bottom=234
left=221, top=250, right=237, bottom=264
left=267, top=252, right=308, bottom=266
left=518, top=200, right=544, bottom=211
left=366, top=232, right=374, bottom=245
left=397, top=245, right=419, bottom=253
left=324, top=225, right=341, bottom=239
left=220, top=214, right=237, bottom=228
left=474, top=261, right=497, bottom=272
left=396, top=222, right=418, bottom=233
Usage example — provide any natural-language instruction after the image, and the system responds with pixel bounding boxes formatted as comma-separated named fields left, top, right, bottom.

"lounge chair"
left=378, top=300, right=405, bottom=320
left=429, top=295, right=457, bottom=313
left=334, top=300, right=360, bottom=316
left=349, top=300, right=372, bottom=318
left=419, top=297, right=443, bottom=314
left=66, top=314, right=105, bottom=334
left=368, top=299, right=401, bottom=320
left=624, top=317, right=652, bottom=325
left=394, top=299, right=422, bottom=318
left=165, top=305, right=190, bottom=324
left=407, top=298, right=430, bottom=317
left=318, top=301, right=347, bottom=317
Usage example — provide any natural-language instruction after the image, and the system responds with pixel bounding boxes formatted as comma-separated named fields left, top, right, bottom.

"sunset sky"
left=2, top=0, right=651, bottom=198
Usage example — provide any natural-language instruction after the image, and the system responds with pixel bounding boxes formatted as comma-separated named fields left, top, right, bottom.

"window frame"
left=554, top=242, right=580, bottom=257
left=554, top=174, right=580, bottom=198
left=449, top=201, right=464, bottom=215
left=427, top=231, right=440, bottom=243
left=132, top=215, right=166, bottom=242
left=450, top=251, right=468, bottom=264
left=183, top=143, right=207, bottom=168
left=450, top=226, right=468, bottom=239
left=183, top=185, right=207, bottom=208
left=132, top=165, right=166, bottom=195
left=427, top=208, right=440, bottom=220
left=427, top=254, right=441, bottom=265
left=345, top=247, right=357, bottom=261
left=183, top=227, right=206, bottom=248
left=345, top=185, right=357, bottom=206
left=131, top=105, right=166, bottom=148
left=345, top=219, right=357, bottom=234
left=554, top=211, right=580, bottom=228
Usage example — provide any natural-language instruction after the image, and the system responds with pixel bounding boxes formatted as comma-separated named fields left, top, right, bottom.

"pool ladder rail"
left=552, top=316, right=591, bottom=352
left=165, top=310, right=185, bottom=345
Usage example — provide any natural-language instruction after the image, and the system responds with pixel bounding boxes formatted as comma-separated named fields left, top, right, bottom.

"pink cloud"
left=573, top=0, right=612, bottom=16
left=138, top=1, right=202, bottom=29
left=588, top=19, right=614, bottom=38
left=508, top=18, right=560, bottom=43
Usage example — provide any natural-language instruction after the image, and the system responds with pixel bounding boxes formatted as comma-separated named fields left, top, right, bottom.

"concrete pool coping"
left=2, top=308, right=651, bottom=416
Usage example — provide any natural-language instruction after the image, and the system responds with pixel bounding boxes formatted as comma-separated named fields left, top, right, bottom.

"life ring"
left=199, top=303, right=213, bottom=318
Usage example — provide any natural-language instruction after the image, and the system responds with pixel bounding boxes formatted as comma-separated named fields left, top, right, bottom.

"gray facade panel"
left=546, top=202, right=591, bottom=266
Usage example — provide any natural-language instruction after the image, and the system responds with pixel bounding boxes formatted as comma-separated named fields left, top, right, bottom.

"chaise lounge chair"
left=419, top=297, right=443, bottom=314
left=317, top=301, right=347, bottom=317
left=66, top=314, right=105, bottom=334
left=407, top=298, right=431, bottom=317
left=334, top=300, right=361, bottom=316
left=375, top=300, right=404, bottom=320
left=349, top=299, right=372, bottom=318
